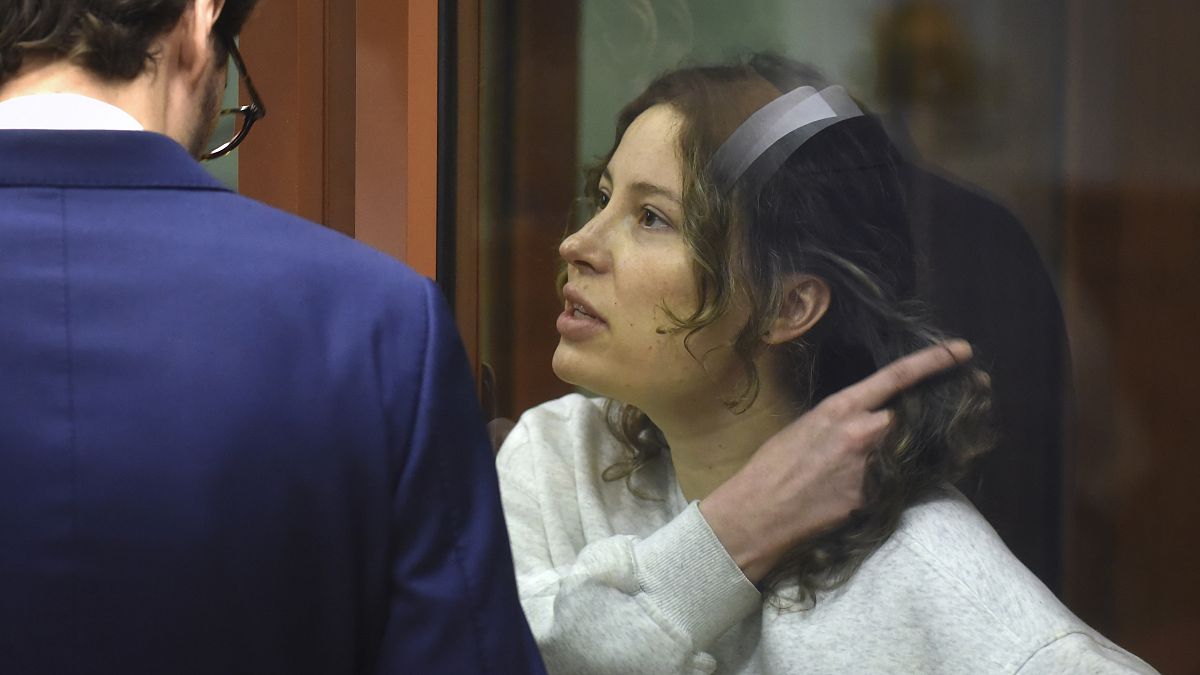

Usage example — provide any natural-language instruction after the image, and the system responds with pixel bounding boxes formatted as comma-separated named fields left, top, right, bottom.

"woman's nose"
left=558, top=230, right=585, bottom=265
left=559, top=217, right=609, bottom=274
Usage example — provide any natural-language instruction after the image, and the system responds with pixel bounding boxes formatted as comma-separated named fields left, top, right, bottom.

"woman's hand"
left=699, top=340, right=973, bottom=583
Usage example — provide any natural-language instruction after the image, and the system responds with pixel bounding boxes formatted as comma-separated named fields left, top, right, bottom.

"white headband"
left=710, top=84, right=863, bottom=193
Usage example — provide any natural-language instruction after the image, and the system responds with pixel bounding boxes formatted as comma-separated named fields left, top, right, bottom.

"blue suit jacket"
left=0, top=130, right=545, bottom=674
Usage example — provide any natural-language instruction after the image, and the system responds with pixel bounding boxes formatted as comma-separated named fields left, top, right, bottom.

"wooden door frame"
left=238, top=0, right=440, bottom=277
left=444, top=0, right=482, bottom=373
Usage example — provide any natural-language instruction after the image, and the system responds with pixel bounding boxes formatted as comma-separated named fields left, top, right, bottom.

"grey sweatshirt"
left=497, top=394, right=1157, bottom=675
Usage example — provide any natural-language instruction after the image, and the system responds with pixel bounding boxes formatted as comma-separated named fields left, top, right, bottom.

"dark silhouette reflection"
left=750, top=51, right=1068, bottom=592
left=492, top=51, right=1150, bottom=673
left=869, top=0, right=1068, bottom=592
left=902, top=157, right=1068, bottom=594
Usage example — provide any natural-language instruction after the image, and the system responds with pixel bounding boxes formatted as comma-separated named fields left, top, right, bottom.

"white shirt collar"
left=0, top=93, right=144, bottom=131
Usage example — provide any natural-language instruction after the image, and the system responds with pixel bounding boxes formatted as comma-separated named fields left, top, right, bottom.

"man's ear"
left=176, top=0, right=226, bottom=84
left=763, top=274, right=830, bottom=345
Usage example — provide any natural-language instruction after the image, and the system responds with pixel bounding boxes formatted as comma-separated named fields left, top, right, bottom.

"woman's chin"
left=552, top=349, right=612, bottom=398
left=550, top=346, right=581, bottom=386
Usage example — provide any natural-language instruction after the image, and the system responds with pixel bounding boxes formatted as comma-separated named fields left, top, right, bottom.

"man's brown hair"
left=0, top=0, right=258, bottom=84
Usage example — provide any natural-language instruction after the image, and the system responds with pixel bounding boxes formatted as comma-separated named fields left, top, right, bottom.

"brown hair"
left=0, top=0, right=259, bottom=85
left=572, top=53, right=995, bottom=607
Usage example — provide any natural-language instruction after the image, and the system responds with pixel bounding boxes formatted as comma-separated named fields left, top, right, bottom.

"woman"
left=496, top=54, right=1154, bottom=674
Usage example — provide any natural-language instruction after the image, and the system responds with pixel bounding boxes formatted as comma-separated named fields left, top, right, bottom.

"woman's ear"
left=764, top=274, right=830, bottom=345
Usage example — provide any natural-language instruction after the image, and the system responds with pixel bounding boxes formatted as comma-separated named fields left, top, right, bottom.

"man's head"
left=0, top=0, right=259, bottom=156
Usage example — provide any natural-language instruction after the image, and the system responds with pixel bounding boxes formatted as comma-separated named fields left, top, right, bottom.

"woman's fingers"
left=836, top=340, right=973, bottom=412
left=856, top=408, right=894, bottom=449
left=701, top=343, right=967, bottom=582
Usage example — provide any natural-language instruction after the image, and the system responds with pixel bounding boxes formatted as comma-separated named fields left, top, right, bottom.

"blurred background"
left=223, top=1, right=1199, bottom=671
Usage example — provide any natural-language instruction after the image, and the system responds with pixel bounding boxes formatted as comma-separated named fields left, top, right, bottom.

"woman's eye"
left=639, top=208, right=670, bottom=230
left=595, top=191, right=610, bottom=211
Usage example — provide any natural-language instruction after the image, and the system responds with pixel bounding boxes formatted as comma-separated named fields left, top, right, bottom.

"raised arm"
left=701, top=340, right=973, bottom=582
left=499, top=341, right=972, bottom=674
left=500, top=426, right=758, bottom=675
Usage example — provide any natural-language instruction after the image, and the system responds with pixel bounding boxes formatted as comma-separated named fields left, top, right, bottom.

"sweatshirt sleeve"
left=1015, top=632, right=1160, bottom=675
left=498, top=417, right=761, bottom=675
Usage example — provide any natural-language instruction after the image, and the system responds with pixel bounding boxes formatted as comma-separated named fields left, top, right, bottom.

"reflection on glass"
left=201, top=36, right=266, bottom=163
left=476, top=2, right=1200, bottom=671
left=203, top=50, right=241, bottom=190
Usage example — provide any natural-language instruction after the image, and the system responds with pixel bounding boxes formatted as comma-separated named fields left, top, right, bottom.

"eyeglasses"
left=201, top=34, right=266, bottom=161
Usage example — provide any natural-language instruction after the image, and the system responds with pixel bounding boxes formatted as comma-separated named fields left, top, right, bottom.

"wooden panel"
left=477, top=0, right=579, bottom=418
left=239, top=1, right=439, bottom=276
left=239, top=3, right=334, bottom=230
left=353, top=0, right=408, bottom=262
left=353, top=0, right=438, bottom=276
left=405, top=1, right=439, bottom=278
left=497, top=0, right=579, bottom=417
left=454, top=0, right=482, bottom=372
left=324, top=1, right=357, bottom=236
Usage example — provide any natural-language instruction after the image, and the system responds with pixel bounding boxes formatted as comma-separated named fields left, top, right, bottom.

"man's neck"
left=0, top=58, right=169, bottom=134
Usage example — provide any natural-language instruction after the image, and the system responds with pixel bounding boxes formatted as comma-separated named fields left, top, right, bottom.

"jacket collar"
left=0, top=130, right=230, bottom=192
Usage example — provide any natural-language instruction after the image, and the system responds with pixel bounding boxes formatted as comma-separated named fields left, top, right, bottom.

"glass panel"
left=477, top=2, right=1199, bottom=671
left=203, top=46, right=241, bottom=190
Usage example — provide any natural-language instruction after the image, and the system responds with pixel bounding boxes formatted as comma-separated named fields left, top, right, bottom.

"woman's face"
left=553, top=105, right=747, bottom=411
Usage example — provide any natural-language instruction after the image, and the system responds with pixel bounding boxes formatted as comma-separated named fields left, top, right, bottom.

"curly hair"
left=571, top=53, right=996, bottom=607
left=0, top=0, right=258, bottom=85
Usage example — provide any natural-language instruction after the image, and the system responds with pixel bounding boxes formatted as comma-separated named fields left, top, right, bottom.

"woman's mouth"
left=570, top=303, right=599, bottom=320
left=558, top=289, right=607, bottom=340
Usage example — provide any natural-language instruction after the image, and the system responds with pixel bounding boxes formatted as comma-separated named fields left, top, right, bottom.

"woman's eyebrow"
left=602, top=168, right=682, bottom=207
left=630, top=181, right=682, bottom=208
